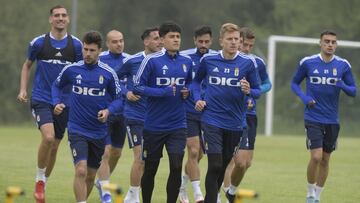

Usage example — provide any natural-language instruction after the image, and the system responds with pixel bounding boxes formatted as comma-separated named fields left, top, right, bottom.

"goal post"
left=265, top=35, right=360, bottom=136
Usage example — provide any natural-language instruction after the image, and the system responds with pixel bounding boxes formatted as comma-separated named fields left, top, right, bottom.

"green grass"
left=0, top=126, right=359, bottom=203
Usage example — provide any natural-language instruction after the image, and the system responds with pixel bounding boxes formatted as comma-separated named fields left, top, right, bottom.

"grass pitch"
left=0, top=126, right=359, bottom=202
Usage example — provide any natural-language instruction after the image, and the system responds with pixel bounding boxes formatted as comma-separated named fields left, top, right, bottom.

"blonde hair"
left=219, top=23, right=240, bottom=38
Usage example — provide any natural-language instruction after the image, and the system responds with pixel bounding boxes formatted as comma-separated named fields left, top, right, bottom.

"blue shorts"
left=202, top=122, right=248, bottom=156
left=125, top=119, right=144, bottom=148
left=31, top=99, right=68, bottom=139
left=105, top=114, right=126, bottom=148
left=68, top=134, right=106, bottom=169
left=186, top=113, right=202, bottom=138
left=245, top=114, right=257, bottom=150
left=305, top=120, right=340, bottom=153
left=142, top=128, right=187, bottom=161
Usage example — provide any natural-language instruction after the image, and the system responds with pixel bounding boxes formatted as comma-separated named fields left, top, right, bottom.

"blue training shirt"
left=134, top=49, right=193, bottom=132
left=193, top=51, right=261, bottom=130
left=180, top=48, right=218, bottom=118
left=28, top=33, right=83, bottom=105
left=246, top=54, right=272, bottom=115
left=99, top=51, right=130, bottom=115
left=52, top=60, right=122, bottom=139
left=291, top=54, right=356, bottom=124
left=117, top=51, right=148, bottom=122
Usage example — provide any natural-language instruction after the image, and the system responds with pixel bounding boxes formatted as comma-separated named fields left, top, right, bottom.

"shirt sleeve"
left=336, top=65, right=357, bottom=97
left=291, top=62, right=313, bottom=104
left=52, top=66, right=71, bottom=105
left=246, top=62, right=261, bottom=99
left=192, top=59, right=207, bottom=102
left=133, top=58, right=173, bottom=97
left=107, top=72, right=123, bottom=114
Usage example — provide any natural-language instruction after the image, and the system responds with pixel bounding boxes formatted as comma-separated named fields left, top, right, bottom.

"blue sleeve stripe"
left=134, top=51, right=164, bottom=84
left=56, top=61, right=83, bottom=82
left=180, top=48, right=197, bottom=55
left=99, top=51, right=109, bottom=57
left=99, top=61, right=121, bottom=90
left=335, top=55, right=351, bottom=68
left=238, top=53, right=258, bottom=68
left=299, top=54, right=319, bottom=66
left=123, top=51, right=144, bottom=64
left=199, top=52, right=218, bottom=63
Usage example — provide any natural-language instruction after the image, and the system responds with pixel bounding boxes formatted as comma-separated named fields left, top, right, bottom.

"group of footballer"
left=16, top=4, right=356, bottom=203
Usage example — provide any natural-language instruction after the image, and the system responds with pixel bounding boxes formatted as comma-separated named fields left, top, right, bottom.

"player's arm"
left=133, top=59, right=174, bottom=97
left=242, top=61, right=261, bottom=99
left=193, top=60, right=207, bottom=111
left=106, top=72, right=123, bottom=115
left=257, top=60, right=272, bottom=94
left=336, top=67, right=357, bottom=97
left=180, top=61, right=193, bottom=99
left=291, top=63, right=315, bottom=106
left=117, top=59, right=141, bottom=101
left=52, top=66, right=71, bottom=115
left=17, top=59, right=34, bottom=103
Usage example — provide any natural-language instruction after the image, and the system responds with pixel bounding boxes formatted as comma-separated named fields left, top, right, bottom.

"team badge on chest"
left=332, top=68, right=337, bottom=76
left=234, top=68, right=239, bottom=76
left=99, top=75, right=104, bottom=84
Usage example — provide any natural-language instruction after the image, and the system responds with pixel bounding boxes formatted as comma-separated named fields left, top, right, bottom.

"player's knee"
left=75, top=166, right=87, bottom=179
left=208, top=155, right=222, bottom=174
left=169, top=154, right=183, bottom=173
left=311, top=153, right=323, bottom=163
left=235, top=159, right=248, bottom=170
left=42, top=134, right=55, bottom=145
left=188, top=146, right=200, bottom=160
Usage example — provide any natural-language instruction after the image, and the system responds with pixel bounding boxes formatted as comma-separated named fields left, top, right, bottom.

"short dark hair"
left=159, top=22, right=181, bottom=37
left=240, top=27, right=255, bottom=39
left=194, top=26, right=212, bottom=38
left=320, top=30, right=337, bottom=39
left=141, top=27, right=159, bottom=40
left=83, top=31, right=103, bottom=48
left=50, top=5, right=66, bottom=15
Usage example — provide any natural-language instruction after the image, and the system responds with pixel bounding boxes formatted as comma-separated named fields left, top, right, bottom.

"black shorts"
left=68, top=134, right=106, bottom=169
left=202, top=122, right=248, bottom=158
left=142, top=128, right=187, bottom=161
left=305, top=120, right=340, bottom=153
left=31, top=99, right=68, bottom=139
left=105, top=114, right=126, bottom=148
left=245, top=114, right=257, bottom=150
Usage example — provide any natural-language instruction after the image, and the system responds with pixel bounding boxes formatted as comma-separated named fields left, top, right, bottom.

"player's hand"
left=54, top=103, right=66, bottom=115
left=240, top=77, right=250, bottom=95
left=247, top=98, right=254, bottom=110
left=195, top=100, right=206, bottom=111
left=180, top=87, right=189, bottom=99
left=17, top=90, right=28, bottom=103
left=126, top=91, right=141, bottom=102
left=97, top=109, right=110, bottom=123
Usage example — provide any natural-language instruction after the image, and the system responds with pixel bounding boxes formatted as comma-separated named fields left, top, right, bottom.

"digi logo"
left=208, top=76, right=241, bottom=87
left=156, top=77, right=185, bottom=86
left=72, top=85, right=106, bottom=96
left=309, top=76, right=338, bottom=85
